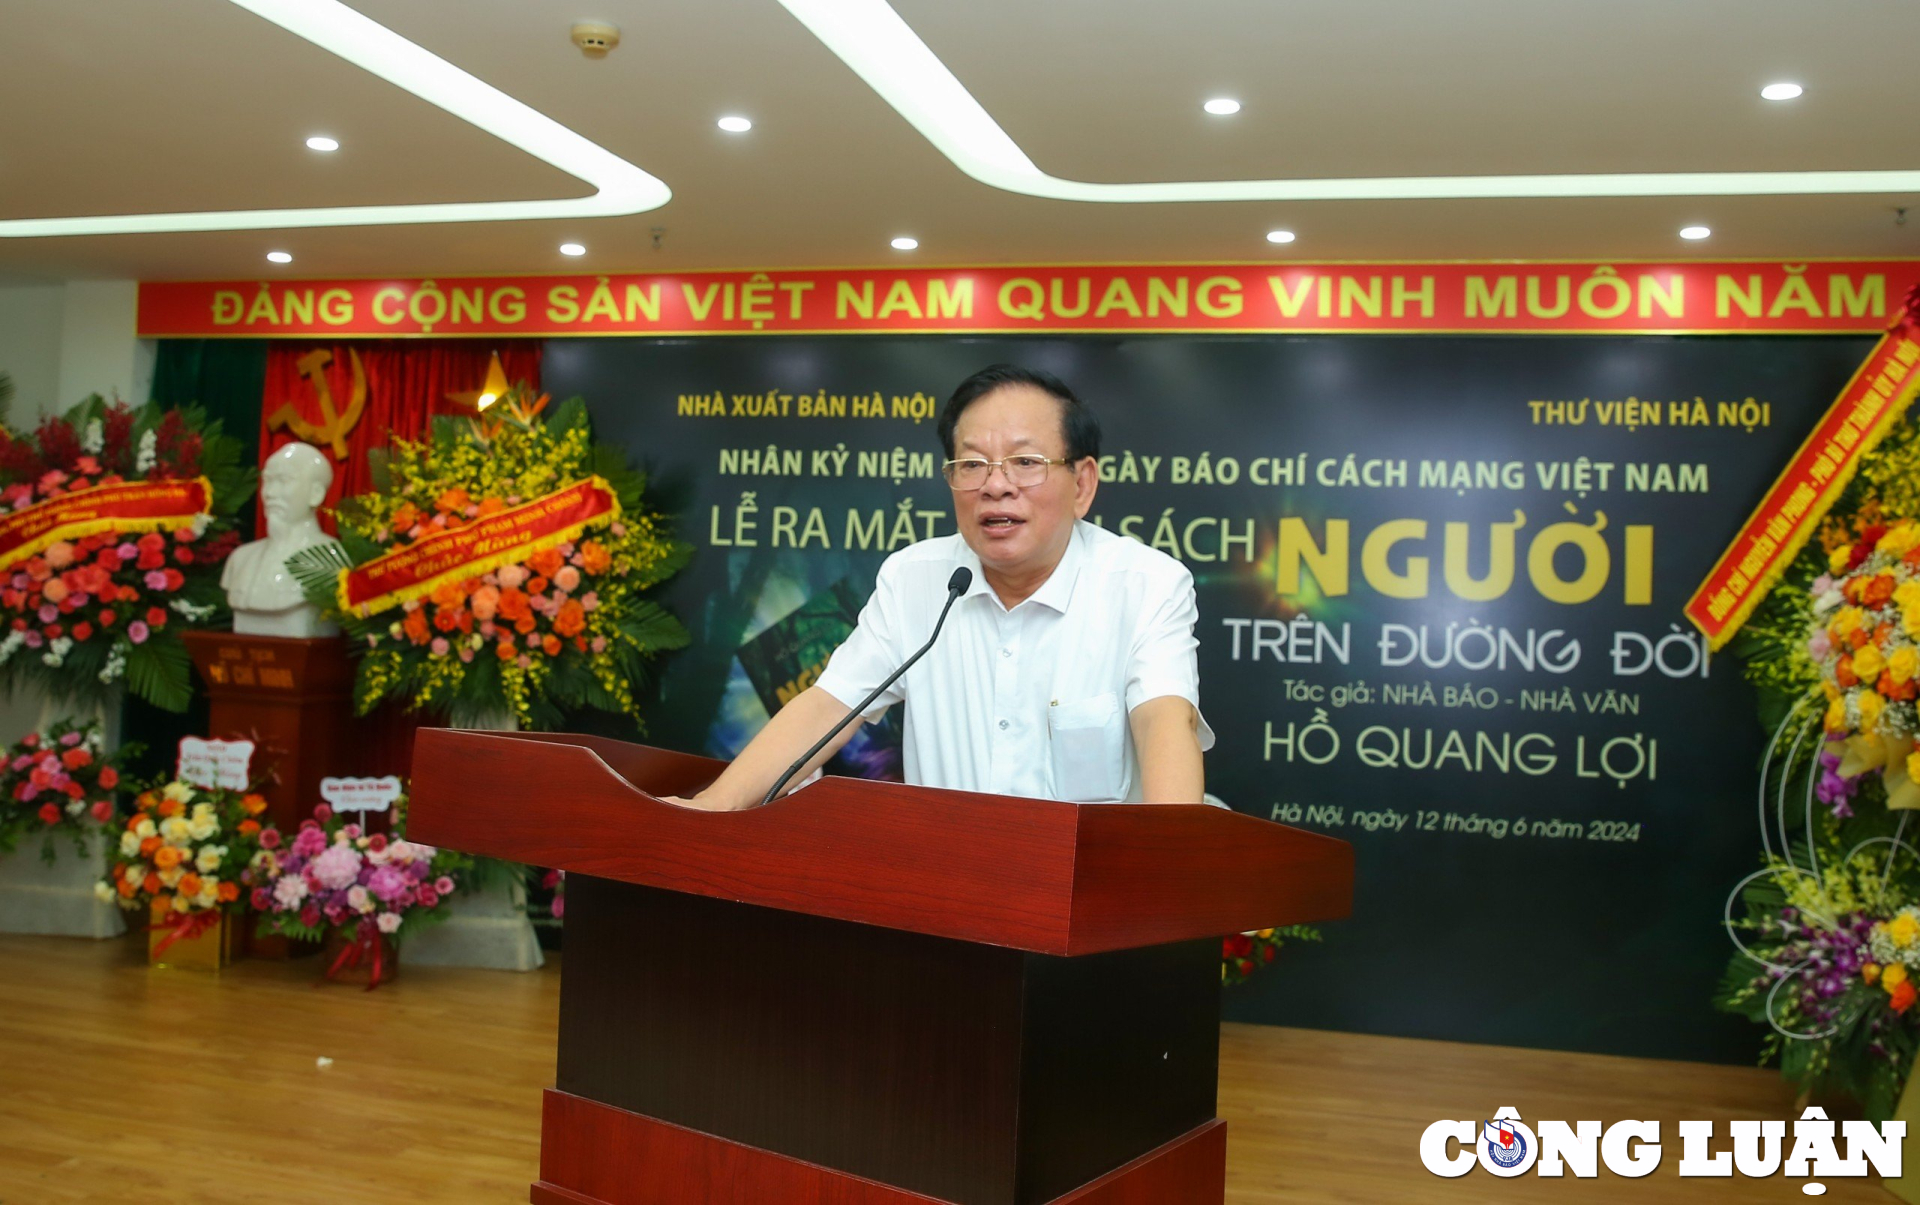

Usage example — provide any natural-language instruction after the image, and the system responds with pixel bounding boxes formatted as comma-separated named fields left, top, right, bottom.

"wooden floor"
left=0, top=932, right=1887, bottom=1204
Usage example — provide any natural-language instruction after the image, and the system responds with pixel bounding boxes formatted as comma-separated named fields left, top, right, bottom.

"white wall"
left=0, top=280, right=149, bottom=421
left=0, top=280, right=152, bottom=741
left=0, top=284, right=67, bottom=423
left=57, top=281, right=151, bottom=411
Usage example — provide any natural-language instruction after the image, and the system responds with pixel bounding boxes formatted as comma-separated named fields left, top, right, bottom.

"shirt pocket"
left=1048, top=691, right=1125, bottom=802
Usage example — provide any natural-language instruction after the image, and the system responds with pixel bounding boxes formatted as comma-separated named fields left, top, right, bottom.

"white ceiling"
left=3, top=0, right=1917, bottom=283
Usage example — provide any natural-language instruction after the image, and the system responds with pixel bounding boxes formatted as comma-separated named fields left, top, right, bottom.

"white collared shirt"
left=815, top=521, right=1215, bottom=802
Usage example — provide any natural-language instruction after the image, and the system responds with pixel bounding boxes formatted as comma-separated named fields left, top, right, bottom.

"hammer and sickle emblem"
left=264, top=347, right=368, bottom=459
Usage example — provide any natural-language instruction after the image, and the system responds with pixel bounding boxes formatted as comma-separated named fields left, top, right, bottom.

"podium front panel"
left=557, top=876, right=1220, bottom=1205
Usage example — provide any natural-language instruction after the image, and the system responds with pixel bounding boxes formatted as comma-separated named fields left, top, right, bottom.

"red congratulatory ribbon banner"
left=139, top=260, right=1920, bottom=338
left=0, top=478, right=212, bottom=572
left=339, top=477, right=618, bottom=618
left=1685, top=296, right=1920, bottom=649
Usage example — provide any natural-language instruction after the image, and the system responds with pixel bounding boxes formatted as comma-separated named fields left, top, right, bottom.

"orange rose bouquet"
left=1809, top=516, right=1920, bottom=807
left=96, top=781, right=268, bottom=950
left=291, top=385, right=688, bottom=728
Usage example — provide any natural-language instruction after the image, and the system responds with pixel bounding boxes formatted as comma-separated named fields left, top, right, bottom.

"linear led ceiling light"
left=0, top=0, right=668, bottom=237
left=777, top=0, right=1920, bottom=201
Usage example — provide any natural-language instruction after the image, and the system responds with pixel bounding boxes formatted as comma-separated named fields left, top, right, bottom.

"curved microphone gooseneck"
left=761, top=566, right=973, bottom=806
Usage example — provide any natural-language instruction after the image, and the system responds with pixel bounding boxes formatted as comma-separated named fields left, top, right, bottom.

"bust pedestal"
left=182, top=632, right=362, bottom=835
left=183, top=632, right=365, bottom=959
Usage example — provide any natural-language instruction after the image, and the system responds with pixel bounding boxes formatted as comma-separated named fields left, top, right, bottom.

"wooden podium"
left=409, top=730, right=1353, bottom=1205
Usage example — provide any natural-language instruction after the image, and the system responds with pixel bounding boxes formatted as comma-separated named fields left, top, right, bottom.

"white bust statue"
left=223, top=442, right=343, bottom=638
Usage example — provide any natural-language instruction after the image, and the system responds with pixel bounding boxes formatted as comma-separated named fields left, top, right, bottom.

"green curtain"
left=127, top=340, right=268, bottom=774
left=149, top=339, right=267, bottom=470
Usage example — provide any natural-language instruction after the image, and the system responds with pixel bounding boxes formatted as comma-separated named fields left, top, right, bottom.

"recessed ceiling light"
left=1679, top=225, right=1711, bottom=240
left=266, top=251, right=293, bottom=263
left=305, top=135, right=340, bottom=152
left=1203, top=98, right=1241, bottom=116
left=1265, top=229, right=1296, bottom=244
left=559, top=242, right=586, bottom=256
left=1760, top=82, right=1804, bottom=101
left=717, top=115, right=753, bottom=133
left=891, top=236, right=918, bottom=251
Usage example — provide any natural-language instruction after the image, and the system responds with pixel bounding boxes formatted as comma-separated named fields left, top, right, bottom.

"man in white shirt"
left=676, top=364, right=1213, bottom=809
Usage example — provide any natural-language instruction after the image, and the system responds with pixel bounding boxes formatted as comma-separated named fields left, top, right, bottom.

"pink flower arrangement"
left=0, top=720, right=132, bottom=865
left=537, top=867, right=566, bottom=923
left=247, top=802, right=455, bottom=943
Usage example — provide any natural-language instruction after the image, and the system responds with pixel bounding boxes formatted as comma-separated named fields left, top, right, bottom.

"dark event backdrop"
left=548, top=333, right=1871, bottom=1063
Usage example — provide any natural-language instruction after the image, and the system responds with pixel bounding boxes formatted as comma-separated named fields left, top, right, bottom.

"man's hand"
left=655, top=793, right=752, bottom=811
left=659, top=687, right=865, bottom=811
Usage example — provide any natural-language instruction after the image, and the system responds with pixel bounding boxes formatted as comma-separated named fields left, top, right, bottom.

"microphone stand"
left=761, top=567, right=972, bottom=805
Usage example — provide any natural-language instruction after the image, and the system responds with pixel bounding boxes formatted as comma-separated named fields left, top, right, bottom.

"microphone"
left=762, top=566, right=973, bottom=805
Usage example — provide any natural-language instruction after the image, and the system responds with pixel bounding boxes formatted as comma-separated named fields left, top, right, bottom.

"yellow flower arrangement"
left=292, top=387, right=690, bottom=728
left=97, top=783, right=266, bottom=916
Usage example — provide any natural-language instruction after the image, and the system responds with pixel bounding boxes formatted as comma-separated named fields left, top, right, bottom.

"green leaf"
left=339, top=527, right=384, bottom=565
left=629, top=540, right=694, bottom=591
left=366, top=446, right=392, bottom=494
left=616, top=601, right=690, bottom=652
left=125, top=637, right=194, bottom=712
left=287, top=542, right=354, bottom=612
left=547, top=395, right=592, bottom=442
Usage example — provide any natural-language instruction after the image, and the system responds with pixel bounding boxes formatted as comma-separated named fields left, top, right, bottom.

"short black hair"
left=937, top=364, right=1101, bottom=463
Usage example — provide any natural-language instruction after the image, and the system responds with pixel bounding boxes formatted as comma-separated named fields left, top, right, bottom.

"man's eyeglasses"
left=941, top=456, right=1076, bottom=490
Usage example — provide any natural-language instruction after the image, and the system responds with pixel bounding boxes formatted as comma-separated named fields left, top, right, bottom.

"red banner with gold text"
left=339, top=478, right=619, bottom=618
left=139, top=261, right=1920, bottom=339
left=0, top=479, right=212, bottom=572
left=1685, top=300, right=1920, bottom=648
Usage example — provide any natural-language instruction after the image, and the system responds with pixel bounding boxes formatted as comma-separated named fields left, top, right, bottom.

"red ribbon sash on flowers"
left=324, top=919, right=392, bottom=990
left=0, top=478, right=213, bottom=573
left=147, top=908, right=223, bottom=957
left=338, top=477, right=620, bottom=618
left=1686, top=289, right=1920, bottom=649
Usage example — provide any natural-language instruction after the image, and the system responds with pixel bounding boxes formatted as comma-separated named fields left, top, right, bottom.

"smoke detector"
left=570, top=22, right=620, bottom=58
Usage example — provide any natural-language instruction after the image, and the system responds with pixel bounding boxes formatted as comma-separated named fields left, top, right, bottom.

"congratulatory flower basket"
left=99, top=781, right=267, bottom=971
left=244, top=795, right=471, bottom=989
left=0, top=721, right=136, bottom=866
left=1719, top=414, right=1920, bottom=1121
left=289, top=385, right=688, bottom=730
left=0, top=395, right=251, bottom=712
